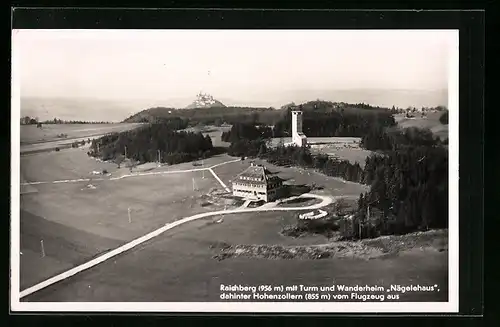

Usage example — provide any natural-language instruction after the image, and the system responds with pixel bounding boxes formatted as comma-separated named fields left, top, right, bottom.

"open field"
left=20, top=138, right=94, bottom=156
left=21, top=147, right=118, bottom=183
left=20, top=123, right=144, bottom=145
left=395, top=112, right=448, bottom=140
left=21, top=172, right=224, bottom=240
left=269, top=137, right=374, bottom=166
left=20, top=147, right=236, bottom=184
left=20, top=210, right=123, bottom=290
left=20, top=154, right=237, bottom=288
left=183, top=125, right=231, bottom=148
left=20, top=123, right=144, bottom=156
left=23, top=212, right=448, bottom=302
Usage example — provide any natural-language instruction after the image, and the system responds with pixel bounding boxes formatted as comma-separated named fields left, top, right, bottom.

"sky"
left=13, top=29, right=457, bottom=109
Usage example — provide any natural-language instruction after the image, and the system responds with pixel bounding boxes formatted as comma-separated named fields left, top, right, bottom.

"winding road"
left=19, top=159, right=336, bottom=299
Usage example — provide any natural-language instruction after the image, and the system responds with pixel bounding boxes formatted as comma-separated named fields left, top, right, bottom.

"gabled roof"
left=234, top=164, right=283, bottom=184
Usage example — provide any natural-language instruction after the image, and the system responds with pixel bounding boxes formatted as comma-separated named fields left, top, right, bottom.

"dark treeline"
left=20, top=116, right=112, bottom=125
left=391, top=105, right=448, bottom=115
left=147, top=117, right=189, bottom=130
left=88, top=121, right=216, bottom=165
left=221, top=123, right=273, bottom=143
left=41, top=118, right=112, bottom=124
left=228, top=139, right=268, bottom=158
left=350, top=102, right=385, bottom=110
left=273, top=108, right=396, bottom=138
left=283, top=100, right=388, bottom=112
left=264, top=145, right=364, bottom=183
left=20, top=116, right=40, bottom=125
left=439, top=111, right=449, bottom=125
left=214, top=106, right=396, bottom=141
left=361, top=126, right=440, bottom=151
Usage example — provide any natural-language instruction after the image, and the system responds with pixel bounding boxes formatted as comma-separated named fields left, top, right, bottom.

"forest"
left=272, top=107, right=396, bottom=137
left=361, top=126, right=441, bottom=151
left=87, top=121, right=216, bottom=165
left=353, top=144, right=448, bottom=238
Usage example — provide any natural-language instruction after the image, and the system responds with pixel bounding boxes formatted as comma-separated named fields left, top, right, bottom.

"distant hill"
left=289, top=100, right=389, bottom=113
left=123, top=106, right=275, bottom=124
left=122, top=100, right=390, bottom=125
left=185, top=93, right=226, bottom=109
left=281, top=88, right=448, bottom=109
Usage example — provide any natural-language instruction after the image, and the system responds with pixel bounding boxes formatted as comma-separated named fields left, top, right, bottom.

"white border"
left=11, top=29, right=21, bottom=311
left=10, top=29, right=459, bottom=313
left=447, top=29, right=460, bottom=313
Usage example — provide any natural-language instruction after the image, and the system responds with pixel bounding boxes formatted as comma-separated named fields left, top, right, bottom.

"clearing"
left=269, top=137, right=374, bottom=167
left=20, top=123, right=143, bottom=145
left=395, top=111, right=448, bottom=140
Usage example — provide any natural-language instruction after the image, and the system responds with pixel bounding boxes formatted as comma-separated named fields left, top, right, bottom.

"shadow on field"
left=20, top=210, right=123, bottom=290
left=282, top=184, right=311, bottom=197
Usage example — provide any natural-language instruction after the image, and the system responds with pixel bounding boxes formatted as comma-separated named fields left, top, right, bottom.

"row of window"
left=233, top=182, right=265, bottom=188
left=240, top=176, right=263, bottom=182
left=234, top=189, right=267, bottom=196
left=232, top=182, right=282, bottom=190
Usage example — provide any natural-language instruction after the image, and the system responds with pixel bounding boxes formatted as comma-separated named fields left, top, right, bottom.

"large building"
left=291, top=110, right=307, bottom=147
left=232, top=163, right=284, bottom=202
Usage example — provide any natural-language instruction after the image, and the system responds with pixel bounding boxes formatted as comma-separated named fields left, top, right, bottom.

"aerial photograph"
left=12, top=29, right=455, bottom=309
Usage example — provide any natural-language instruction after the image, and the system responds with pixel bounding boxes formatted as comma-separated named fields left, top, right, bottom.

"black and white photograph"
left=11, top=28, right=459, bottom=313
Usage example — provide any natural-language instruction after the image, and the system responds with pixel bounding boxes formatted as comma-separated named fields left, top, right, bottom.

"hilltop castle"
left=185, top=92, right=226, bottom=109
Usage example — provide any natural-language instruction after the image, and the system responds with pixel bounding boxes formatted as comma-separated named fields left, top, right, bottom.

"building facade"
left=232, top=163, right=284, bottom=202
left=291, top=110, right=307, bottom=147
